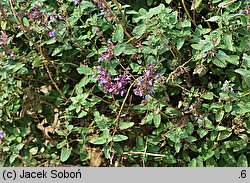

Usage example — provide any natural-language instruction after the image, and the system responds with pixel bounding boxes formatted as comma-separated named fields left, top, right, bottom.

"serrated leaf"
left=113, top=134, right=128, bottom=142
left=202, top=92, right=214, bottom=100
left=60, top=147, right=71, bottom=162
left=119, top=121, right=135, bottom=130
left=112, top=24, right=124, bottom=43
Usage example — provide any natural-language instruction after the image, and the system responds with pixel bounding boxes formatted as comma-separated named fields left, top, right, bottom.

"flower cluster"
left=96, top=0, right=110, bottom=15
left=0, top=31, right=8, bottom=49
left=93, top=66, right=130, bottom=96
left=221, top=80, right=234, bottom=93
left=26, top=4, right=61, bottom=37
left=0, top=30, right=13, bottom=56
left=98, top=40, right=114, bottom=62
left=133, top=64, right=165, bottom=100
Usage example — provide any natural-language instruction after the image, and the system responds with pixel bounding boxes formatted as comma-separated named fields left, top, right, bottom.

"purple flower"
left=133, top=64, right=165, bottom=98
left=98, top=40, right=114, bottom=62
left=230, top=87, right=234, bottom=93
left=221, top=86, right=227, bottom=92
left=247, top=43, right=250, bottom=47
left=100, top=10, right=104, bottom=15
left=48, top=31, right=55, bottom=37
left=94, top=66, right=130, bottom=96
left=74, top=0, right=79, bottom=5
left=194, top=116, right=199, bottom=121
left=0, top=133, right=3, bottom=139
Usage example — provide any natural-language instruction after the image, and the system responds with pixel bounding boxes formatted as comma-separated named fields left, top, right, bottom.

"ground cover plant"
left=0, top=0, right=249, bottom=167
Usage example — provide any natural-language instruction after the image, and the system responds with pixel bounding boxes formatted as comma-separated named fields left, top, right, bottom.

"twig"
left=166, top=58, right=193, bottom=83
left=44, top=64, right=67, bottom=100
left=181, top=0, right=197, bottom=27
left=123, top=151, right=166, bottom=157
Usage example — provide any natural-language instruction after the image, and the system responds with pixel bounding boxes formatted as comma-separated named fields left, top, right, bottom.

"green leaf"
left=210, top=130, right=218, bottom=141
left=235, top=69, right=250, bottom=77
left=163, top=154, right=176, bottom=164
left=112, top=24, right=124, bottom=43
left=60, top=147, right=71, bottom=162
left=23, top=17, right=30, bottom=27
left=9, top=154, right=18, bottom=164
left=212, top=58, right=227, bottom=68
left=182, top=150, right=190, bottom=162
left=187, top=136, right=197, bottom=143
left=189, top=158, right=197, bottom=167
left=217, top=131, right=232, bottom=141
left=202, top=92, right=214, bottom=100
left=136, top=136, right=145, bottom=150
left=29, top=147, right=38, bottom=155
left=104, top=145, right=111, bottom=159
left=89, top=137, right=107, bottom=145
left=191, top=0, right=202, bottom=10
left=175, top=142, right=182, bottom=153
left=215, top=110, right=224, bottom=122
left=223, top=34, right=234, bottom=51
left=198, top=129, right=208, bottom=138
left=165, top=0, right=172, bottom=4
left=119, top=121, right=135, bottom=130
left=176, top=38, right=185, bottom=50
left=52, top=47, right=63, bottom=56
left=132, top=24, right=147, bottom=39
left=77, top=65, right=92, bottom=75
left=202, top=149, right=214, bottom=161
left=206, top=16, right=219, bottom=22
left=113, top=134, right=128, bottom=142
left=237, top=154, right=248, bottom=167
left=153, top=114, right=161, bottom=128
left=147, top=0, right=153, bottom=6
left=226, top=55, right=239, bottom=65
left=57, top=140, right=67, bottom=149
left=233, top=140, right=247, bottom=152
left=16, top=143, right=24, bottom=151
left=47, top=37, right=57, bottom=45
